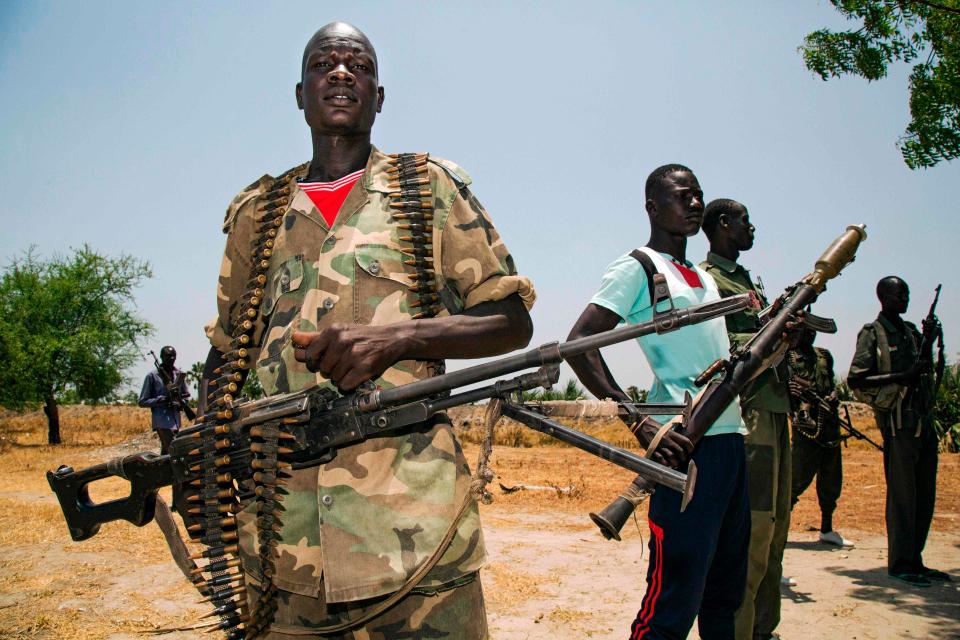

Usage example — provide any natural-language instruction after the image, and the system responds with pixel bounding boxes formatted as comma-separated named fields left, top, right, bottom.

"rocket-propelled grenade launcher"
left=590, top=224, right=868, bottom=541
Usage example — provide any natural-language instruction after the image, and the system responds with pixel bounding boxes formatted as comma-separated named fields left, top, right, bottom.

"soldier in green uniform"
left=202, top=22, right=535, bottom=638
left=848, top=276, right=949, bottom=587
left=787, top=328, right=854, bottom=548
left=700, top=198, right=792, bottom=640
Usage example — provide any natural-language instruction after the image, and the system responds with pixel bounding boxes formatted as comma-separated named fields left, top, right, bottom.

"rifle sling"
left=154, top=496, right=199, bottom=581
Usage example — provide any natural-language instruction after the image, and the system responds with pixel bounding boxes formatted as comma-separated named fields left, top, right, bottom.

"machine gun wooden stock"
left=590, top=224, right=868, bottom=541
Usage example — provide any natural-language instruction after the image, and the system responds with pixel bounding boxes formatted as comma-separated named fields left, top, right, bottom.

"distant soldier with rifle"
left=787, top=327, right=855, bottom=549
left=568, top=165, right=751, bottom=640
left=848, top=277, right=949, bottom=587
left=139, top=346, right=192, bottom=454
left=700, top=198, right=795, bottom=640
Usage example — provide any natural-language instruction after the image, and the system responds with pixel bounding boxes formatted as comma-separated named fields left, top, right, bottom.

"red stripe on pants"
left=632, top=519, right=664, bottom=639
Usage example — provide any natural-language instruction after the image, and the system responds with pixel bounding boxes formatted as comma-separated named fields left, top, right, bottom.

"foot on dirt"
left=780, top=575, right=797, bottom=587
left=889, top=572, right=932, bottom=587
left=919, top=567, right=952, bottom=582
left=819, top=530, right=854, bottom=548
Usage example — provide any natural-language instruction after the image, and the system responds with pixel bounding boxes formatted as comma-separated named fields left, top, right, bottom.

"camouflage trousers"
left=734, top=409, right=791, bottom=640
left=251, top=572, right=489, bottom=639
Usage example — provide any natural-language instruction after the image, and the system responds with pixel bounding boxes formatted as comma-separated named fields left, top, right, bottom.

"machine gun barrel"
left=361, top=294, right=752, bottom=411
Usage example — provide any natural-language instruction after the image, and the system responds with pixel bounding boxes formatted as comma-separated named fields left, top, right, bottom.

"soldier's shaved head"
left=877, top=276, right=908, bottom=298
left=877, top=275, right=909, bottom=315
left=302, top=22, right=378, bottom=79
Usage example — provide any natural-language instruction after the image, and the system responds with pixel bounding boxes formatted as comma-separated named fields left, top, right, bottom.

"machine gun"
left=47, top=292, right=748, bottom=638
left=589, top=224, right=868, bottom=541
left=149, top=349, right=197, bottom=422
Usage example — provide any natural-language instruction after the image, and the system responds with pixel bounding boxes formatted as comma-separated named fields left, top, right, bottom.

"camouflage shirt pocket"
left=261, top=254, right=305, bottom=317
left=354, top=244, right=412, bottom=324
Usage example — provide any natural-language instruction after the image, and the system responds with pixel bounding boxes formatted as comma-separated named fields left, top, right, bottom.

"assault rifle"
left=149, top=350, right=197, bottom=422
left=919, top=284, right=946, bottom=393
left=590, top=224, right=868, bottom=540
left=47, top=292, right=749, bottom=543
left=789, top=375, right=883, bottom=451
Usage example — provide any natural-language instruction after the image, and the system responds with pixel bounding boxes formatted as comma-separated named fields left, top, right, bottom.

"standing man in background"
left=138, top=345, right=190, bottom=454
left=848, top=276, right=949, bottom=587
left=788, top=327, right=854, bottom=548
left=701, top=199, right=792, bottom=640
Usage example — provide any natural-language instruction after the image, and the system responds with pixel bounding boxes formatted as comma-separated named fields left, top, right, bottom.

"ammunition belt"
left=183, top=168, right=302, bottom=639
left=387, top=153, right=445, bottom=375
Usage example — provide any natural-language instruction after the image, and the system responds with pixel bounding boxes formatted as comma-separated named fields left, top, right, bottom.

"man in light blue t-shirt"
left=567, top=164, right=749, bottom=640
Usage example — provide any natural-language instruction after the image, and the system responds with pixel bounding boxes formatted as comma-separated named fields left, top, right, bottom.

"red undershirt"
left=669, top=260, right=703, bottom=289
left=299, top=168, right=364, bottom=227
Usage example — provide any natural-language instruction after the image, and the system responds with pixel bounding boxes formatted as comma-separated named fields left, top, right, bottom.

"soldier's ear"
left=296, top=83, right=304, bottom=110
left=377, top=86, right=384, bottom=113
left=645, top=197, right=656, bottom=218
left=719, top=213, right=729, bottom=229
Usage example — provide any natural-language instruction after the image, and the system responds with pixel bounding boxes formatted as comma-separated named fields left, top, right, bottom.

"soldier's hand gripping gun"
left=149, top=349, right=197, bottom=422
left=590, top=224, right=868, bottom=541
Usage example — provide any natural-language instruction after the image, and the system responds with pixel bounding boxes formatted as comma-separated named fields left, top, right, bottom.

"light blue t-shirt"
left=590, top=249, right=746, bottom=437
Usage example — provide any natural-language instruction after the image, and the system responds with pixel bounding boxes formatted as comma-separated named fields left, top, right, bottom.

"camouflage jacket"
left=700, top=251, right=790, bottom=413
left=206, top=146, right=535, bottom=604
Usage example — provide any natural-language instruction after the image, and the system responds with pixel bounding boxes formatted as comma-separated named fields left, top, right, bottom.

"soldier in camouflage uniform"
left=700, top=199, right=792, bottom=640
left=787, top=328, right=854, bottom=548
left=202, top=22, right=535, bottom=638
left=848, top=276, right=948, bottom=587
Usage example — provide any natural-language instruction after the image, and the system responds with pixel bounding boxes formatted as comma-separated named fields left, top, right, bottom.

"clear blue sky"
left=1, top=2, right=957, bottom=396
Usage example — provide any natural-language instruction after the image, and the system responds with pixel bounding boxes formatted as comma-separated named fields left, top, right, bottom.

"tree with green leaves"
left=801, top=0, right=960, bottom=168
left=0, top=246, right=153, bottom=444
left=243, top=367, right=265, bottom=400
left=626, top=385, right=648, bottom=403
left=188, top=360, right=205, bottom=401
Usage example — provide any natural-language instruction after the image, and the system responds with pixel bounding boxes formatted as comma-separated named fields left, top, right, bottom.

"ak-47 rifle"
left=149, top=350, right=197, bottom=422
left=839, top=404, right=883, bottom=451
left=47, top=292, right=749, bottom=638
left=787, top=371, right=883, bottom=451
left=919, top=284, right=946, bottom=394
left=589, top=224, right=868, bottom=541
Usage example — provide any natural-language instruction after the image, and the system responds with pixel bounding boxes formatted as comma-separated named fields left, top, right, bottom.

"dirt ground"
left=0, top=405, right=957, bottom=639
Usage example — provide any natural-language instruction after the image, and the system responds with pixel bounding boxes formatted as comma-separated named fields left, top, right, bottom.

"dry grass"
left=0, top=405, right=201, bottom=639
left=0, top=403, right=956, bottom=637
